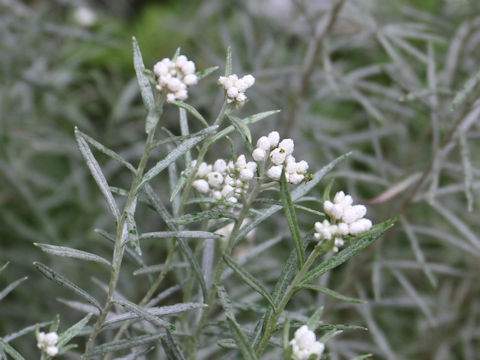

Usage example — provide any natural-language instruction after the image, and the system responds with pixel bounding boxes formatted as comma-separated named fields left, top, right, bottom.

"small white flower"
left=184, top=74, right=198, bottom=86
left=267, top=131, right=280, bottom=147
left=193, top=179, right=209, bottom=193
left=337, top=222, right=349, bottom=236
left=252, top=148, right=267, bottom=161
left=242, top=74, right=255, bottom=87
left=236, top=92, right=247, bottom=103
left=288, top=173, right=304, bottom=185
left=227, top=86, right=239, bottom=98
left=296, top=160, right=309, bottom=174
left=342, top=204, right=367, bottom=224
left=73, top=7, right=97, bottom=27
left=256, top=136, right=271, bottom=151
left=46, top=346, right=59, bottom=357
left=278, top=138, right=294, bottom=156
left=207, top=172, right=224, bottom=188
left=290, top=325, right=324, bottom=360
left=181, top=60, right=196, bottom=75
left=197, top=162, right=212, bottom=178
left=349, top=218, right=372, bottom=235
left=175, top=55, right=187, bottom=67
left=44, top=332, right=59, bottom=346
left=269, top=148, right=287, bottom=165
left=213, top=159, right=227, bottom=173
left=266, top=165, right=283, bottom=180
left=235, top=155, right=247, bottom=168
left=239, top=169, right=254, bottom=181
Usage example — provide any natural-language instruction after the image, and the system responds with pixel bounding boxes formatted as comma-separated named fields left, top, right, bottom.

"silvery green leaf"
left=33, top=262, right=101, bottom=310
left=297, top=284, right=366, bottom=304
left=196, top=66, right=219, bottom=80
left=0, top=262, right=9, bottom=274
left=125, top=210, right=141, bottom=256
left=75, top=127, right=120, bottom=221
left=280, top=169, right=305, bottom=269
left=179, top=108, right=191, bottom=165
left=459, top=130, right=474, bottom=211
left=0, top=339, right=25, bottom=360
left=215, top=283, right=258, bottom=360
left=170, top=101, right=208, bottom=127
left=451, top=68, right=480, bottom=110
left=113, top=299, right=173, bottom=330
left=3, top=322, right=51, bottom=343
left=57, top=299, right=99, bottom=316
left=235, top=153, right=351, bottom=245
left=57, top=313, right=92, bottom=348
left=227, top=114, right=252, bottom=144
left=75, top=129, right=136, bottom=173
left=300, top=218, right=398, bottom=286
left=161, top=329, right=186, bottom=360
left=34, top=243, right=110, bottom=266
left=95, top=229, right=147, bottom=269
left=84, top=333, right=163, bottom=357
left=225, top=46, right=232, bottom=76
left=223, top=254, right=276, bottom=310
left=210, top=110, right=280, bottom=144
left=168, top=209, right=236, bottom=225
left=352, top=354, right=373, bottom=359
left=305, top=307, right=324, bottom=332
left=132, top=37, right=159, bottom=134
left=139, top=126, right=218, bottom=189
left=177, top=238, right=207, bottom=297
left=0, top=276, right=27, bottom=302
left=140, top=231, right=222, bottom=241
left=318, top=329, right=343, bottom=343
left=282, top=316, right=291, bottom=356
left=133, top=262, right=188, bottom=276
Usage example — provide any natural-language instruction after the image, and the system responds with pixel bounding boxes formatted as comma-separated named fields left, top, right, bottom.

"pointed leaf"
left=225, top=46, right=232, bottom=76
left=139, top=126, right=217, bottom=189
left=57, top=313, right=92, bottom=348
left=300, top=218, right=398, bottom=286
left=84, top=333, right=163, bottom=357
left=216, top=283, right=258, bottom=360
left=113, top=299, right=174, bottom=330
left=306, top=307, right=324, bottom=332
left=297, top=284, right=366, bottom=304
left=140, top=231, right=222, bottom=241
left=280, top=169, right=305, bottom=268
left=0, top=338, right=25, bottom=360
left=33, top=262, right=101, bottom=310
left=132, top=37, right=159, bottom=133
left=0, top=277, right=27, bottom=302
left=223, top=254, right=275, bottom=310
left=227, top=114, right=252, bottom=144
left=75, top=128, right=120, bottom=220
left=170, top=101, right=208, bottom=127
left=196, top=66, right=219, bottom=80
left=34, top=243, right=110, bottom=266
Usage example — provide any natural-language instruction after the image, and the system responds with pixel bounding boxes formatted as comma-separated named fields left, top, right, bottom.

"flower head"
left=290, top=325, right=324, bottom=360
left=37, top=331, right=59, bottom=357
left=219, top=74, right=255, bottom=105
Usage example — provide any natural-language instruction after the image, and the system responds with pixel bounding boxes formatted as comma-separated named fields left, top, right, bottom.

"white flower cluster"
left=218, top=74, right=255, bottom=105
left=290, top=325, right=325, bottom=360
left=192, top=155, right=257, bottom=204
left=153, top=55, right=198, bottom=103
left=315, top=191, right=372, bottom=252
left=36, top=331, right=59, bottom=357
left=252, top=131, right=309, bottom=184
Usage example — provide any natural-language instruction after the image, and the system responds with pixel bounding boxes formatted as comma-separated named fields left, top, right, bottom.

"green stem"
left=255, top=242, right=326, bottom=356
left=187, top=162, right=266, bottom=359
left=83, top=127, right=157, bottom=356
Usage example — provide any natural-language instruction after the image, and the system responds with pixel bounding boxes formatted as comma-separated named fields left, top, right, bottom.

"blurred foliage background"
left=1, top=0, right=480, bottom=358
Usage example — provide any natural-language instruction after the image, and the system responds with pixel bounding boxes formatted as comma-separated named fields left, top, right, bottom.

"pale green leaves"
left=34, top=243, right=111, bottom=266
left=132, top=37, right=161, bottom=134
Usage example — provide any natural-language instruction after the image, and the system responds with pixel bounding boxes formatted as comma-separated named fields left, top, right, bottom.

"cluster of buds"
left=36, top=331, right=59, bottom=357
left=192, top=155, right=257, bottom=204
left=315, top=191, right=372, bottom=252
left=218, top=74, right=255, bottom=105
left=252, top=131, right=309, bottom=184
left=153, top=55, right=198, bottom=103
left=290, top=325, right=325, bottom=360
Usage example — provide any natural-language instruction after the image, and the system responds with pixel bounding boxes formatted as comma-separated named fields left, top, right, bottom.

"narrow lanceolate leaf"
left=75, top=130, right=135, bottom=173
left=235, top=153, right=351, bottom=245
left=223, top=254, right=276, bottom=310
left=227, top=114, right=252, bottom=144
left=57, top=313, right=92, bottom=348
left=168, top=209, right=237, bottom=225
left=0, top=338, right=25, bottom=360
left=459, top=130, right=474, bottom=211
left=84, top=333, right=163, bottom=357
left=297, top=284, right=366, bottom=304
left=75, top=128, right=120, bottom=221
left=319, top=329, right=343, bottom=343
left=3, top=322, right=51, bottom=343
left=196, top=65, right=219, bottom=80
left=161, top=329, right=186, bottom=360
left=225, top=46, right=232, bottom=76
left=113, top=299, right=173, bottom=330
left=0, top=276, right=27, bottom=302
left=126, top=210, right=141, bottom=256
left=451, top=68, right=480, bottom=110
left=132, top=37, right=159, bottom=134
left=33, top=262, right=101, bottom=310
left=170, top=101, right=208, bottom=127
left=306, top=307, right=324, bottom=332
left=216, top=284, right=258, bottom=360
left=352, top=354, right=373, bottom=360
left=140, top=231, right=222, bottom=241
left=177, top=238, right=207, bottom=297
left=280, top=169, right=305, bottom=268
left=300, top=218, right=398, bottom=286
left=34, top=243, right=110, bottom=266
left=211, top=110, right=280, bottom=143
left=139, top=126, right=218, bottom=189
